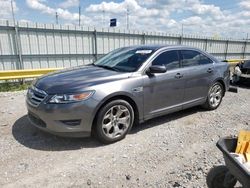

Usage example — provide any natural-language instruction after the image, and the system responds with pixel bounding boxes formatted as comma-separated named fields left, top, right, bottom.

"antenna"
left=78, top=0, right=81, bottom=26
left=55, top=12, right=58, bottom=24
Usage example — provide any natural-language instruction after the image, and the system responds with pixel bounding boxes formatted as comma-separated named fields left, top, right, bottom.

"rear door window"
left=181, top=50, right=213, bottom=67
left=199, top=53, right=213, bottom=65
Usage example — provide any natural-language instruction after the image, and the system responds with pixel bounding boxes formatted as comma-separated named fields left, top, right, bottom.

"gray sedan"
left=26, top=45, right=230, bottom=144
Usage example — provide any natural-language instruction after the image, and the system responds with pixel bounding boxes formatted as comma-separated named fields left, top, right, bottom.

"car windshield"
left=93, top=47, right=155, bottom=72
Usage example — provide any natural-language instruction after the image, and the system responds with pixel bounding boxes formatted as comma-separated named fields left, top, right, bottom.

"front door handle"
left=175, top=73, right=183, bottom=79
left=207, top=68, right=213, bottom=73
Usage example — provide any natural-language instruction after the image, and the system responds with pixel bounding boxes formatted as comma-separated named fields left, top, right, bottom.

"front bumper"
left=26, top=97, right=99, bottom=137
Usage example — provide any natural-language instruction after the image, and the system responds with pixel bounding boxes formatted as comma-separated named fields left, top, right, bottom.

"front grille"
left=27, top=86, right=47, bottom=107
left=28, top=112, right=46, bottom=128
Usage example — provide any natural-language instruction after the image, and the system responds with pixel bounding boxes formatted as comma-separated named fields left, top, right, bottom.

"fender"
left=91, top=91, right=143, bottom=126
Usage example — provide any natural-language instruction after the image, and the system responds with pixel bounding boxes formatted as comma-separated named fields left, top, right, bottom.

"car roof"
left=126, top=45, right=200, bottom=51
left=126, top=45, right=219, bottom=63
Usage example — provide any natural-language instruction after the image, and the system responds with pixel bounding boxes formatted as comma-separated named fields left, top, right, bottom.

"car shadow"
left=236, top=82, right=250, bottom=89
left=231, top=82, right=250, bottom=89
left=12, top=106, right=204, bottom=151
left=130, top=106, right=204, bottom=134
left=12, top=115, right=103, bottom=151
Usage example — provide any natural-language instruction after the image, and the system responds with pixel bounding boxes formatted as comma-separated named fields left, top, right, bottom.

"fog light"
left=60, top=119, right=81, bottom=126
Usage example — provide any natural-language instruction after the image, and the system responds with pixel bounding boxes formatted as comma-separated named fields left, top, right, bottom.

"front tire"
left=203, top=82, right=224, bottom=110
left=94, top=99, right=134, bottom=144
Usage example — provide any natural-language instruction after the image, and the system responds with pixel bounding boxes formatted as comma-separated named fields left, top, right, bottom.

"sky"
left=1, top=0, right=250, bottom=39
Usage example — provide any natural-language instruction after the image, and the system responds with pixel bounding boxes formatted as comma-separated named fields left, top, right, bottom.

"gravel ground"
left=0, top=86, right=249, bottom=188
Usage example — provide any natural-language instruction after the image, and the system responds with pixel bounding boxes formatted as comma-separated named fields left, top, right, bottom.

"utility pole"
left=126, top=7, right=129, bottom=30
left=78, top=0, right=81, bottom=26
left=55, top=12, right=58, bottom=24
left=11, top=0, right=23, bottom=70
left=10, top=0, right=16, bottom=24
left=102, top=9, right=105, bottom=27
left=243, top=33, right=248, bottom=59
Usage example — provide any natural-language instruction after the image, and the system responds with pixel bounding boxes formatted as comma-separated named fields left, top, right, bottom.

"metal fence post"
left=14, top=22, right=23, bottom=69
left=93, top=29, right=98, bottom=61
left=242, top=41, right=247, bottom=59
left=204, top=38, right=208, bottom=51
left=142, top=33, right=146, bottom=45
left=224, top=40, right=229, bottom=60
left=8, top=20, right=23, bottom=70
left=179, top=35, right=182, bottom=45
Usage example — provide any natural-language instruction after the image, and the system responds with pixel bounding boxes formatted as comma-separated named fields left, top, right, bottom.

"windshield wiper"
left=94, top=64, right=121, bottom=72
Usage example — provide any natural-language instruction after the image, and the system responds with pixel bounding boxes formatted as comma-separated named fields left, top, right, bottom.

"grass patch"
left=0, top=81, right=31, bottom=92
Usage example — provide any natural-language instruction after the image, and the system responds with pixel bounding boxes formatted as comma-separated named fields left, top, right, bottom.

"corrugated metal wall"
left=0, top=20, right=249, bottom=70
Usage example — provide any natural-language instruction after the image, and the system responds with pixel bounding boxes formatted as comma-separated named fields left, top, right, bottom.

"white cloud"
left=26, top=0, right=91, bottom=24
left=19, top=0, right=250, bottom=39
left=19, top=19, right=32, bottom=23
left=59, top=0, right=79, bottom=9
left=26, top=0, right=54, bottom=14
left=181, top=16, right=203, bottom=26
left=86, top=0, right=141, bottom=14
left=86, top=0, right=166, bottom=18
left=0, top=0, right=18, bottom=18
left=239, top=0, right=250, bottom=10
left=189, top=4, right=224, bottom=20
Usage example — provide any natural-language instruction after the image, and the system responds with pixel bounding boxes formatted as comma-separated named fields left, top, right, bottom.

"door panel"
left=181, top=65, right=214, bottom=102
left=142, top=50, right=185, bottom=118
left=180, top=50, right=215, bottom=103
left=143, top=69, right=185, bottom=118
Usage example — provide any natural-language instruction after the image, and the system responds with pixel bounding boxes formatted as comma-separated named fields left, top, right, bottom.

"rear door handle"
left=207, top=68, right=213, bottom=73
left=175, top=73, right=183, bottom=79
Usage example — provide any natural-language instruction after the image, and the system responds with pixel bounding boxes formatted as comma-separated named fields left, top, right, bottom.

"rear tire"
left=93, top=99, right=134, bottom=144
left=206, top=165, right=237, bottom=188
left=203, top=82, right=224, bottom=110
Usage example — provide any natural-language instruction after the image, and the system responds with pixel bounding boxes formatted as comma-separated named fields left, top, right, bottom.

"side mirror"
left=147, top=65, right=167, bottom=74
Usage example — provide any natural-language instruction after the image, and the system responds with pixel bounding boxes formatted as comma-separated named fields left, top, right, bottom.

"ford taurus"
left=26, top=45, right=230, bottom=144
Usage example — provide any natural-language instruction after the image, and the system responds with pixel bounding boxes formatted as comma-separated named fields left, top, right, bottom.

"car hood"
left=34, top=65, right=131, bottom=94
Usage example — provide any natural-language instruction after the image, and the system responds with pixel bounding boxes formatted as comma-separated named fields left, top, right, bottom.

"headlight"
left=49, top=91, right=94, bottom=104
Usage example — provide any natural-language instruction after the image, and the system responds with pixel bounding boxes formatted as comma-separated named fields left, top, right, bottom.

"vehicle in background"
left=232, top=60, right=250, bottom=84
left=26, top=45, right=230, bottom=144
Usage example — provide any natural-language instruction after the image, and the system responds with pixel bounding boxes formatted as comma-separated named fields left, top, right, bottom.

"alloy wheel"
left=102, top=105, right=131, bottom=139
left=209, top=84, right=223, bottom=108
